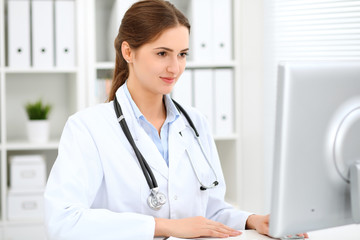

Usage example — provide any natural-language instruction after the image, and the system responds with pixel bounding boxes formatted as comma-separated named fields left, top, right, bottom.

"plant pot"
left=27, top=120, right=50, bottom=143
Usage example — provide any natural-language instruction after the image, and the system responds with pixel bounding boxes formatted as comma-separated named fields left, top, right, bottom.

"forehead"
left=144, top=26, right=189, bottom=50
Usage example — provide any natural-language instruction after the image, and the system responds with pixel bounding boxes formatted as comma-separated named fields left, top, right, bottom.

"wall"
left=237, top=0, right=267, bottom=214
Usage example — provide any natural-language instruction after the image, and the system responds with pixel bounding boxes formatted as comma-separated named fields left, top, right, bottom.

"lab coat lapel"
left=116, top=87, right=169, bottom=180
left=135, top=128, right=169, bottom=180
left=168, top=115, right=188, bottom=170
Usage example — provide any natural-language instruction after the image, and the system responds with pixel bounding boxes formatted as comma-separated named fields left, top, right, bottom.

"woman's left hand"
left=245, top=214, right=309, bottom=238
left=245, top=214, right=269, bottom=235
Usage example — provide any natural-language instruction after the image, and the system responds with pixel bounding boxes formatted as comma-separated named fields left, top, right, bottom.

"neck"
left=127, top=80, right=166, bottom=132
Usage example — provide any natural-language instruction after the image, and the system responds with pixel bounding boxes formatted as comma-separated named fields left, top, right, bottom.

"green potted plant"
left=25, top=99, right=52, bottom=143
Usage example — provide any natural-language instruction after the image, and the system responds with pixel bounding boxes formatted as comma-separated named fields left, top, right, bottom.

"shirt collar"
left=123, top=81, right=180, bottom=123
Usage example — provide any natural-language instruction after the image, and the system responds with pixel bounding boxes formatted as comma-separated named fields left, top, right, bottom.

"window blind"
left=267, top=0, right=360, bottom=61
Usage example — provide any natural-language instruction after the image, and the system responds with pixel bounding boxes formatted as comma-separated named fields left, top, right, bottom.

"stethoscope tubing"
left=184, top=127, right=219, bottom=190
left=114, top=95, right=158, bottom=190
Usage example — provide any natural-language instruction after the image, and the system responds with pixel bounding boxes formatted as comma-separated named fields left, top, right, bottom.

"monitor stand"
left=333, top=106, right=360, bottom=223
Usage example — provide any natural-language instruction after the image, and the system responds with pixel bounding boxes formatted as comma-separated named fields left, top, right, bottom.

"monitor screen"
left=269, top=61, right=360, bottom=237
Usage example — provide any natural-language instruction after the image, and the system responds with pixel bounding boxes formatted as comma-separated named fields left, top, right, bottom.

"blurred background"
left=0, top=0, right=359, bottom=239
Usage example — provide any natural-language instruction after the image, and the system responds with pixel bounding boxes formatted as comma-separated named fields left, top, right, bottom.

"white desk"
left=154, top=224, right=360, bottom=240
left=153, top=231, right=268, bottom=240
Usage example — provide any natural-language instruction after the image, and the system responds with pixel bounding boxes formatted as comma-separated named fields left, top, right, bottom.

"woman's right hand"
left=154, top=216, right=242, bottom=239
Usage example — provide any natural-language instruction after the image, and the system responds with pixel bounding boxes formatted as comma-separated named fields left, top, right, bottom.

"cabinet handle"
left=20, top=170, right=36, bottom=178
left=22, top=201, right=37, bottom=210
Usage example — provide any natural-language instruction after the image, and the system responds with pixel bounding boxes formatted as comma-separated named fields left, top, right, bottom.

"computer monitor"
left=269, top=61, right=360, bottom=237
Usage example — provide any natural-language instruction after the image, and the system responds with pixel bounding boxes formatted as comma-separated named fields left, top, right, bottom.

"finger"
left=206, top=219, right=238, bottom=231
left=204, top=221, right=242, bottom=237
left=211, top=225, right=242, bottom=236
left=203, top=229, right=231, bottom=238
left=296, top=233, right=309, bottom=238
left=202, top=228, right=241, bottom=238
left=263, top=224, right=269, bottom=235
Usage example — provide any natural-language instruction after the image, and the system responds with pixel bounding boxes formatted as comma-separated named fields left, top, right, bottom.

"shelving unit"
left=0, top=0, right=86, bottom=238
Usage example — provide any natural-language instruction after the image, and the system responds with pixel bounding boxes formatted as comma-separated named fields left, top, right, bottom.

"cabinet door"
left=4, top=225, right=46, bottom=240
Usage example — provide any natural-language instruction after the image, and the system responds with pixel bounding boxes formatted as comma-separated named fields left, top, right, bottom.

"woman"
left=44, top=0, right=270, bottom=239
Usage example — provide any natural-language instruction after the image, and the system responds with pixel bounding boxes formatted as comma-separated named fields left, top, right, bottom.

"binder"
left=55, top=0, right=75, bottom=67
left=172, top=70, right=193, bottom=107
left=190, top=0, right=213, bottom=62
left=214, top=69, right=234, bottom=136
left=108, top=0, right=137, bottom=61
left=194, top=69, right=214, bottom=132
left=7, top=0, right=31, bottom=68
left=213, top=0, right=232, bottom=61
left=32, top=0, right=54, bottom=68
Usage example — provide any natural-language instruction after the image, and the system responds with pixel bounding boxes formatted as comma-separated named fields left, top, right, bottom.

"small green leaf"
left=25, top=99, right=52, bottom=120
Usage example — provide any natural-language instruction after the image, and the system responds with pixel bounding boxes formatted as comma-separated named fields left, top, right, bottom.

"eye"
left=157, top=51, right=166, bottom=56
left=179, top=52, right=188, bottom=58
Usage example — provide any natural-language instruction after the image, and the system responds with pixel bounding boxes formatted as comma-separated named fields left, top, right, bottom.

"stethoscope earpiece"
left=200, top=181, right=219, bottom=191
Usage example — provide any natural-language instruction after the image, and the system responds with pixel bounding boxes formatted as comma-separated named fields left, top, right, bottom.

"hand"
left=245, top=214, right=269, bottom=235
left=246, top=214, right=309, bottom=238
left=155, top=216, right=242, bottom=238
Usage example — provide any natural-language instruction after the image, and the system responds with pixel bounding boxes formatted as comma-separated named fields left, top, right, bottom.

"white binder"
left=32, top=0, right=54, bottom=68
left=214, top=69, right=234, bottom=136
left=194, top=69, right=214, bottom=132
left=55, top=0, right=75, bottom=67
left=172, top=70, right=193, bottom=107
left=190, top=0, right=213, bottom=62
left=7, top=0, right=31, bottom=68
left=108, top=0, right=137, bottom=61
left=213, top=0, right=232, bottom=61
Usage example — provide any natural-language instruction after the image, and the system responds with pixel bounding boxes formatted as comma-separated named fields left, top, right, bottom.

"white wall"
left=237, top=0, right=267, bottom=214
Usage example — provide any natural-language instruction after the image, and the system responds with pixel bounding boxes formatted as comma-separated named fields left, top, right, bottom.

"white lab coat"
left=44, top=86, right=252, bottom=240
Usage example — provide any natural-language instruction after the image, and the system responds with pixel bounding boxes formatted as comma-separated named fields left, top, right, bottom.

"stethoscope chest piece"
left=147, top=187, right=166, bottom=211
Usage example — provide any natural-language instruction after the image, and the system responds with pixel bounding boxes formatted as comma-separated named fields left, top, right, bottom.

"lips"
left=160, top=77, right=176, bottom=84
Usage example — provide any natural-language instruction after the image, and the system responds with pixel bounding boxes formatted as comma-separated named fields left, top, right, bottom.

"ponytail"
left=108, top=37, right=128, bottom=101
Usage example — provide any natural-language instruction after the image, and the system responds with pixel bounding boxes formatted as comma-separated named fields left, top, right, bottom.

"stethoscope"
left=114, top=95, right=219, bottom=211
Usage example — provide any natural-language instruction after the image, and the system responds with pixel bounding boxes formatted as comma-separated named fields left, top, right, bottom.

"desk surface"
left=154, top=224, right=360, bottom=240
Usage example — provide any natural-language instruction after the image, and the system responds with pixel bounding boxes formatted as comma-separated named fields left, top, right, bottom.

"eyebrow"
left=154, top=47, right=189, bottom=52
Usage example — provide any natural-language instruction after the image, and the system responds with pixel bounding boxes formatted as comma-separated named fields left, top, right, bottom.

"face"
left=126, top=25, right=189, bottom=98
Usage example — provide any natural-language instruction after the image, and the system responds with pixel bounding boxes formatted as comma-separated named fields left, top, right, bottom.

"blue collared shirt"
left=123, top=82, right=180, bottom=166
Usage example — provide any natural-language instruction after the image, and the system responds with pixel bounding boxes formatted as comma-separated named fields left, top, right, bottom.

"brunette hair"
left=108, top=0, right=191, bottom=101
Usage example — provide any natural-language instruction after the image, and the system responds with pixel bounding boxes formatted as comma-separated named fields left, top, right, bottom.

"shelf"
left=5, top=140, right=59, bottom=150
left=186, top=61, right=236, bottom=68
left=213, top=134, right=238, bottom=141
left=3, top=220, right=44, bottom=227
left=4, top=67, right=78, bottom=74
left=95, top=61, right=237, bottom=70
left=95, top=62, right=115, bottom=70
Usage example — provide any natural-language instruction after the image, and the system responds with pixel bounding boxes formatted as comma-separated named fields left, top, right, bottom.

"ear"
left=121, top=41, right=133, bottom=63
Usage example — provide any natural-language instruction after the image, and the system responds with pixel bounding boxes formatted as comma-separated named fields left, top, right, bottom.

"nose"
left=166, top=56, right=180, bottom=75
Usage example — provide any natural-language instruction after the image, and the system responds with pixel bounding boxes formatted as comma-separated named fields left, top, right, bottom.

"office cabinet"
left=0, top=0, right=86, bottom=237
left=4, top=224, right=46, bottom=240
